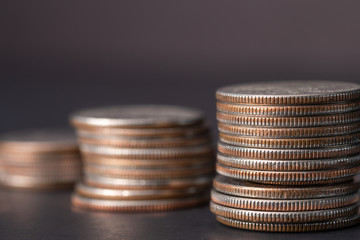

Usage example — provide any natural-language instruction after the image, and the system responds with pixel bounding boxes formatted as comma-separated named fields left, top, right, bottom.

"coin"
left=218, top=141, right=360, bottom=160
left=0, top=172, right=78, bottom=189
left=218, top=122, right=360, bottom=138
left=75, top=125, right=210, bottom=138
left=80, top=143, right=214, bottom=159
left=215, top=214, right=360, bottom=232
left=217, top=153, right=360, bottom=171
left=217, top=110, right=360, bottom=127
left=216, top=81, right=360, bottom=105
left=76, top=182, right=209, bottom=200
left=84, top=173, right=213, bottom=190
left=70, top=105, right=204, bottom=128
left=84, top=163, right=214, bottom=179
left=219, top=132, right=360, bottom=148
left=211, top=190, right=359, bottom=211
left=77, top=133, right=211, bottom=148
left=217, top=101, right=360, bottom=116
left=72, top=193, right=207, bottom=212
left=0, top=128, right=78, bottom=153
left=213, top=175, right=359, bottom=199
left=210, top=201, right=359, bottom=223
left=216, top=163, right=360, bottom=184
left=82, top=154, right=214, bottom=168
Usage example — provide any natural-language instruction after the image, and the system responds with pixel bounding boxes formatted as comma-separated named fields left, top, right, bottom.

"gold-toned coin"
left=213, top=175, right=359, bottom=199
left=215, top=214, right=360, bottom=232
left=211, top=190, right=359, bottom=211
left=217, top=153, right=360, bottom=171
left=216, top=163, right=360, bottom=184
left=218, top=141, right=360, bottom=160
left=72, top=193, right=208, bottom=212
left=217, top=101, right=360, bottom=116
left=217, top=110, right=360, bottom=127
left=219, top=132, right=360, bottom=148
left=210, top=201, right=359, bottom=223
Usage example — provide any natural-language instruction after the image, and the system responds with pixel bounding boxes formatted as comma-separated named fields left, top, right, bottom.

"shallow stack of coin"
left=0, top=128, right=82, bottom=189
left=211, top=81, right=360, bottom=232
left=70, top=105, right=214, bottom=212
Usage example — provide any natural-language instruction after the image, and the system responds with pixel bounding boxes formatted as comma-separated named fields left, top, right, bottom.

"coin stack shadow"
left=0, top=129, right=82, bottom=189
left=70, top=105, right=214, bottom=211
left=211, top=81, right=360, bottom=232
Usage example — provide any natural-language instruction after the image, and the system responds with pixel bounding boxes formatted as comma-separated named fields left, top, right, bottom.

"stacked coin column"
left=70, top=105, right=214, bottom=211
left=211, top=81, right=360, bottom=232
left=0, top=129, right=82, bottom=189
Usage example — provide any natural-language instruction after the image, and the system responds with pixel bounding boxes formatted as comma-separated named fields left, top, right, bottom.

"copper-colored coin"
left=217, top=101, right=360, bottom=116
left=215, top=214, right=360, bottom=232
left=0, top=128, right=78, bottom=154
left=80, top=143, right=214, bottom=159
left=217, top=110, right=360, bottom=127
left=218, top=141, right=360, bottom=160
left=213, top=175, right=359, bottom=199
left=216, top=81, right=360, bottom=105
left=217, top=153, right=360, bottom=171
left=72, top=193, right=208, bottom=212
left=219, top=132, right=360, bottom=149
left=210, top=201, right=359, bottom=223
left=83, top=154, right=214, bottom=168
left=75, top=125, right=210, bottom=138
left=211, top=190, right=359, bottom=211
left=218, top=122, right=360, bottom=138
left=84, top=173, right=213, bottom=190
left=84, top=163, right=214, bottom=179
left=76, top=182, right=209, bottom=200
left=77, top=134, right=211, bottom=148
left=216, top=163, right=360, bottom=185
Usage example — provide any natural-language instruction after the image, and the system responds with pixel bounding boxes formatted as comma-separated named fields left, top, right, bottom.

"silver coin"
left=217, top=153, right=360, bottom=171
left=70, top=105, right=204, bottom=127
left=216, top=81, right=360, bottom=105
left=72, top=193, right=207, bottom=211
left=210, top=201, right=359, bottom=223
left=80, top=143, right=213, bottom=158
left=213, top=175, right=360, bottom=199
left=211, top=190, right=360, bottom=211
left=75, top=181, right=207, bottom=200
left=84, top=173, right=213, bottom=189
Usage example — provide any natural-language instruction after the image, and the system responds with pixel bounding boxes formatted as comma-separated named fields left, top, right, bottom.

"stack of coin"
left=0, top=128, right=82, bottom=189
left=211, top=81, right=360, bottom=232
left=70, top=105, right=214, bottom=211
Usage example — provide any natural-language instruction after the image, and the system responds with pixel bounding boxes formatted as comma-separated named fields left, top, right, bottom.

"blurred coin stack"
left=70, top=105, right=214, bottom=211
left=0, top=129, right=82, bottom=189
left=211, top=81, right=360, bottom=232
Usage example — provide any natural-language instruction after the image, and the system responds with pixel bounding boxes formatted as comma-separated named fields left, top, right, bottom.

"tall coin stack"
left=0, top=129, right=82, bottom=189
left=211, top=81, right=360, bottom=232
left=70, top=105, right=214, bottom=211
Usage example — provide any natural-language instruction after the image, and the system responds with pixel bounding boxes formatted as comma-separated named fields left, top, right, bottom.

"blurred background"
left=2, top=0, right=360, bottom=133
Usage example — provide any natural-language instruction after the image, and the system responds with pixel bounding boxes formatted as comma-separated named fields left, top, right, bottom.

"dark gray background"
left=1, top=1, right=360, bottom=239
